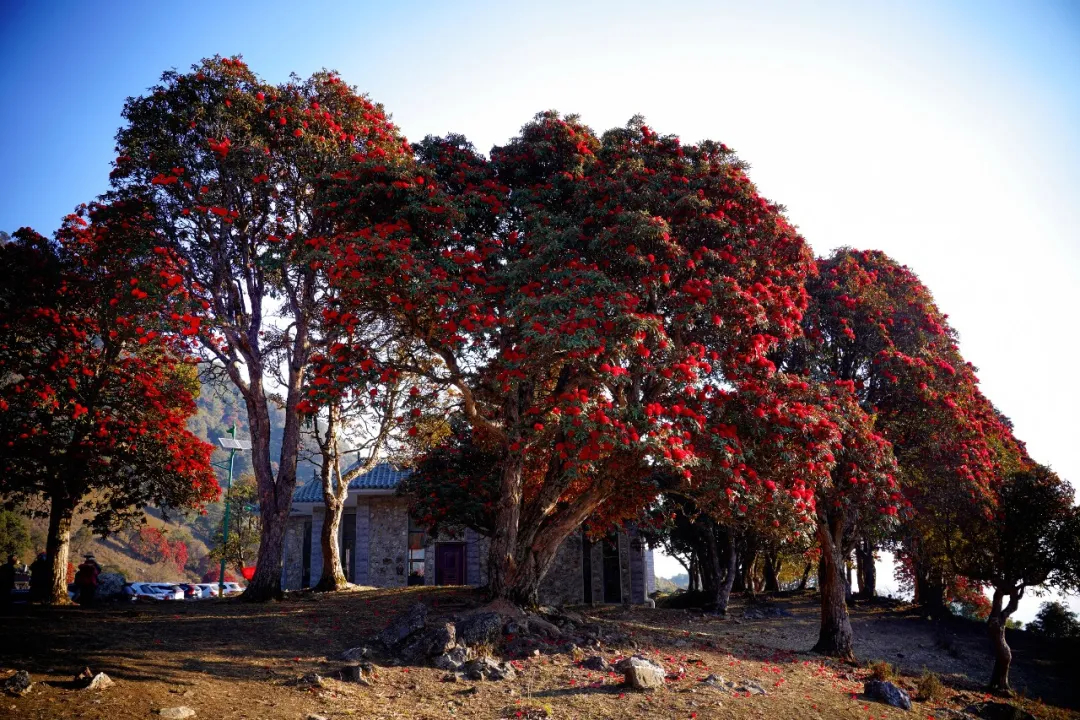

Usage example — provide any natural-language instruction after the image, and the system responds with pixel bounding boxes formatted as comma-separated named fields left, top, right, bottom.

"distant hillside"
left=668, top=573, right=689, bottom=589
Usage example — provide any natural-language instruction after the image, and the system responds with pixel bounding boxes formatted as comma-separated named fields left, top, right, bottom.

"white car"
left=194, top=583, right=220, bottom=598
left=220, top=582, right=244, bottom=596
left=124, top=582, right=184, bottom=601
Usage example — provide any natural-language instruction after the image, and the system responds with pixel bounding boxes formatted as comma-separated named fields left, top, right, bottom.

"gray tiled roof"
left=292, top=462, right=410, bottom=503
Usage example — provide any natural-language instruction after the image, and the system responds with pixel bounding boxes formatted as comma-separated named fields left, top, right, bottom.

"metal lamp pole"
left=215, top=424, right=251, bottom=597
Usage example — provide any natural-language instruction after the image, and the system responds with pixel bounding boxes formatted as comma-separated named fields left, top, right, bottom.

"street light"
left=214, top=424, right=251, bottom=597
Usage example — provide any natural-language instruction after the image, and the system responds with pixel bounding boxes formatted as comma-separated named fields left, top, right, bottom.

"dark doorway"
left=602, top=536, right=622, bottom=603
left=435, top=543, right=466, bottom=586
left=341, top=511, right=356, bottom=583
left=301, top=518, right=312, bottom=588
left=582, top=536, right=594, bottom=604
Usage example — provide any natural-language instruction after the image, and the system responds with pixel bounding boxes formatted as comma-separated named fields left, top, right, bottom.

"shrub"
left=867, top=660, right=897, bottom=682
left=916, top=668, right=945, bottom=701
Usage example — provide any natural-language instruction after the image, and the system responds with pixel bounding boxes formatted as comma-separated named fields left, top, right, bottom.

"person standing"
left=0, top=555, right=17, bottom=607
left=74, top=554, right=101, bottom=606
left=28, top=552, right=49, bottom=603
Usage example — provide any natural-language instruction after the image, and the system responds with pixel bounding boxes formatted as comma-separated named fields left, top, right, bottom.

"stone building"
left=281, top=463, right=655, bottom=605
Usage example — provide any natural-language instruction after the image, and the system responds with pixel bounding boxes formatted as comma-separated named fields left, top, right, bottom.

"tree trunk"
left=743, top=547, right=758, bottom=600
left=315, top=496, right=348, bottom=591
left=732, top=550, right=747, bottom=593
left=987, top=588, right=1021, bottom=692
left=812, top=514, right=855, bottom=660
left=314, top=405, right=351, bottom=592
left=915, top=561, right=948, bottom=618
left=688, top=554, right=700, bottom=592
left=763, top=552, right=780, bottom=593
left=488, top=456, right=525, bottom=601
left=855, top=541, right=876, bottom=598
left=715, top=538, right=738, bottom=613
left=797, top=561, right=813, bottom=591
left=45, top=496, right=75, bottom=605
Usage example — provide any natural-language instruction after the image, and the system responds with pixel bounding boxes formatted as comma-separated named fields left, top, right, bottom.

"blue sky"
left=2, top=0, right=1078, bottom=620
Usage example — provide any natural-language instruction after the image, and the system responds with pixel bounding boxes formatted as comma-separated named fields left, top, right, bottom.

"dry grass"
left=916, top=667, right=946, bottom=702
left=0, top=588, right=1076, bottom=719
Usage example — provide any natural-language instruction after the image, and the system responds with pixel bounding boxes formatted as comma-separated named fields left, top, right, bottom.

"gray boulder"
left=615, top=655, right=665, bottom=690
left=456, top=612, right=503, bottom=647
left=400, top=621, right=457, bottom=662
left=579, top=655, right=612, bottom=672
left=84, top=672, right=115, bottom=691
left=378, top=602, right=428, bottom=650
left=462, top=656, right=517, bottom=681
left=158, top=708, right=196, bottom=720
left=340, top=646, right=372, bottom=662
left=434, top=645, right=470, bottom=671
left=865, top=680, right=912, bottom=711
left=339, top=662, right=375, bottom=686
left=3, top=670, right=32, bottom=696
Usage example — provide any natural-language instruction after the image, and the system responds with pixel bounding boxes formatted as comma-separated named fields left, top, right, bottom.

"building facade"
left=281, top=463, right=655, bottom=605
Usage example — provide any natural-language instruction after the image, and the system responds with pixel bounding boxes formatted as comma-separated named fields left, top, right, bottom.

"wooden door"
left=435, top=543, right=466, bottom=586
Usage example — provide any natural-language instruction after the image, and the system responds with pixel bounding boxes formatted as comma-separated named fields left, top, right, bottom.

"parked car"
left=123, top=582, right=184, bottom=601
left=220, top=582, right=244, bottom=596
left=176, top=583, right=211, bottom=600
left=194, top=583, right=220, bottom=598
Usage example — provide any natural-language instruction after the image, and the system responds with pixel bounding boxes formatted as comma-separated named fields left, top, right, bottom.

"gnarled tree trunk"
left=812, top=512, right=855, bottom=660
left=45, top=494, right=75, bottom=605
left=314, top=404, right=349, bottom=592
left=488, top=456, right=525, bottom=602
left=797, top=561, right=813, bottom=591
left=987, top=588, right=1021, bottom=692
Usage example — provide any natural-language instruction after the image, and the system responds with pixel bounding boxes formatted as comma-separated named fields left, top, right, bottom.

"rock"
left=734, top=679, right=767, bottom=695
left=963, top=702, right=1036, bottom=720
left=434, top=645, right=470, bottom=671
left=378, top=602, right=428, bottom=650
left=524, top=613, right=562, bottom=639
left=83, top=672, right=114, bottom=691
left=339, top=662, right=375, bottom=686
left=503, top=619, right=529, bottom=636
left=158, top=708, right=196, bottom=720
left=291, top=672, right=325, bottom=688
left=400, top=622, right=457, bottom=662
left=307, top=715, right=329, bottom=720
left=742, top=605, right=795, bottom=620
left=462, top=657, right=517, bottom=682
left=340, top=646, right=372, bottom=662
left=865, top=680, right=912, bottom=711
left=702, top=674, right=729, bottom=689
left=579, top=655, right=612, bottom=672
left=615, top=655, right=666, bottom=690
left=441, top=672, right=463, bottom=683
left=96, top=572, right=126, bottom=600
left=3, top=670, right=32, bottom=696
left=456, top=612, right=503, bottom=647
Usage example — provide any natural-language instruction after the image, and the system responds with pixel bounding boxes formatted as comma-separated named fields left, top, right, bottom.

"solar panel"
left=217, top=438, right=252, bottom=450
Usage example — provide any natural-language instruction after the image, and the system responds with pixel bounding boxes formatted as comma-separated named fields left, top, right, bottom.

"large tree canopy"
left=0, top=205, right=216, bottom=603
left=323, top=112, right=815, bottom=603
left=106, top=56, right=411, bottom=599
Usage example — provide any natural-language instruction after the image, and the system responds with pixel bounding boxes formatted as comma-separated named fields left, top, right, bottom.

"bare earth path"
left=1, top=588, right=1075, bottom=719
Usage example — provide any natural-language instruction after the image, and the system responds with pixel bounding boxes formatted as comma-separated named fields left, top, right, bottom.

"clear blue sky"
left=2, top=0, right=1078, bottom=620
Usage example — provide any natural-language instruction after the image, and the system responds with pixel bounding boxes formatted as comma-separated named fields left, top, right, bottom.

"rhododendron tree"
left=0, top=206, right=216, bottom=604
left=107, top=56, right=411, bottom=600
left=802, top=249, right=1026, bottom=612
left=325, top=114, right=814, bottom=604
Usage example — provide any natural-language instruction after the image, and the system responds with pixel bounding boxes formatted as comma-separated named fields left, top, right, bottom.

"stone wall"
left=539, top=531, right=585, bottom=606
left=354, top=499, right=371, bottom=585
left=281, top=516, right=307, bottom=591
left=367, top=496, right=409, bottom=587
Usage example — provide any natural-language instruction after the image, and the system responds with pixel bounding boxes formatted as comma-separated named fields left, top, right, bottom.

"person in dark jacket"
left=28, top=552, right=49, bottom=603
left=0, top=555, right=17, bottom=607
left=74, top=554, right=101, bottom=606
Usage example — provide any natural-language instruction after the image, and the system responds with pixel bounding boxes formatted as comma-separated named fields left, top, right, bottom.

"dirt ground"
left=1, top=587, right=1076, bottom=720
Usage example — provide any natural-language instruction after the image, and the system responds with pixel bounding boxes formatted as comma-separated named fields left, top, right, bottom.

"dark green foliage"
left=0, top=510, right=31, bottom=561
left=1028, top=601, right=1080, bottom=639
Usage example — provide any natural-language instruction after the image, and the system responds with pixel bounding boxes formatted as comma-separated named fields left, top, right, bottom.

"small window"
left=407, top=517, right=427, bottom=586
